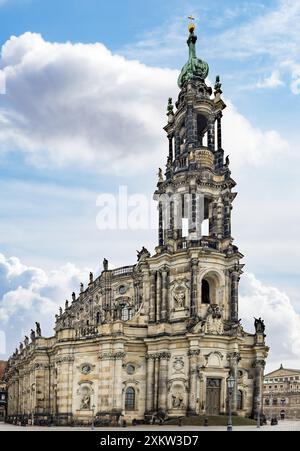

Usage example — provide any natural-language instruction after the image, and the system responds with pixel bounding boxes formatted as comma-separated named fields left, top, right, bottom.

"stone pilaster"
left=190, top=259, right=199, bottom=317
left=252, top=360, right=266, bottom=419
left=149, top=272, right=156, bottom=323
left=227, top=352, right=241, bottom=413
left=161, top=268, right=169, bottom=322
left=158, top=353, right=171, bottom=413
left=188, top=350, right=200, bottom=415
left=156, top=271, right=162, bottom=323
left=207, top=116, right=215, bottom=151
left=146, top=355, right=155, bottom=414
left=230, top=268, right=240, bottom=323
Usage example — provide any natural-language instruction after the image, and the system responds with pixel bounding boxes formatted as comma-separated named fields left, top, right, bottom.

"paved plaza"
left=0, top=421, right=299, bottom=432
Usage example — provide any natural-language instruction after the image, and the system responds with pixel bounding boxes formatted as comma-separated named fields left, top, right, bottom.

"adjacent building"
left=0, top=361, right=7, bottom=422
left=263, top=365, right=300, bottom=419
left=5, top=22, right=269, bottom=426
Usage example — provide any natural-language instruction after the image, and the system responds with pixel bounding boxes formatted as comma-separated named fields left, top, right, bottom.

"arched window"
left=121, top=303, right=132, bottom=321
left=197, top=114, right=208, bottom=147
left=125, top=387, right=136, bottom=411
left=265, top=398, right=270, bottom=406
left=202, top=280, right=210, bottom=304
left=237, top=390, right=243, bottom=410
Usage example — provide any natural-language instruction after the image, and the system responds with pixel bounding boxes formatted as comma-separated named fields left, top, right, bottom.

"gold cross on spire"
left=188, top=16, right=196, bottom=33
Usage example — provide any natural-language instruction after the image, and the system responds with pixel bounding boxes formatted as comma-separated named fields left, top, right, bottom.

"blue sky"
left=0, top=0, right=300, bottom=368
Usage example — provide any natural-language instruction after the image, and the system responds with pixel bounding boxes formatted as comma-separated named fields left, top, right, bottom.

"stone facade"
left=0, top=361, right=7, bottom=422
left=263, top=366, right=300, bottom=420
left=5, top=26, right=269, bottom=426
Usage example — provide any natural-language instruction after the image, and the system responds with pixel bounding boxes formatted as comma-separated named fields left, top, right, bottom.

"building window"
left=265, top=399, right=270, bottom=406
left=237, top=391, right=243, bottom=410
left=273, top=398, right=278, bottom=405
left=127, top=365, right=136, bottom=375
left=121, top=304, right=133, bottom=321
left=125, top=387, right=136, bottom=411
left=202, top=280, right=210, bottom=304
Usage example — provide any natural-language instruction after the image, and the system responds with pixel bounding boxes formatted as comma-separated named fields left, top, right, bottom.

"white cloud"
left=0, top=32, right=177, bottom=175
left=222, top=100, right=289, bottom=168
left=240, top=273, right=300, bottom=371
left=0, top=253, right=90, bottom=355
left=256, top=70, right=284, bottom=89
left=0, top=32, right=290, bottom=174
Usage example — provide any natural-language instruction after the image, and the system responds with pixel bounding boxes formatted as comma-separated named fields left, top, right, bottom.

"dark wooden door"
left=206, top=379, right=221, bottom=415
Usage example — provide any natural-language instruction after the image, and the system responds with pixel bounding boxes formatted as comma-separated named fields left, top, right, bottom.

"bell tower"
left=154, top=20, right=243, bottom=326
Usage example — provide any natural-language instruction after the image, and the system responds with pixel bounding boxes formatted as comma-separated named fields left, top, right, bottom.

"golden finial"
left=188, top=16, right=196, bottom=33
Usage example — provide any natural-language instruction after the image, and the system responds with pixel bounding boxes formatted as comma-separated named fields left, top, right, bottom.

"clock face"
left=81, top=365, right=92, bottom=375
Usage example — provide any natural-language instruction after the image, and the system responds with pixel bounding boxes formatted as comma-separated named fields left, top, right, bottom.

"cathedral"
left=6, top=22, right=269, bottom=426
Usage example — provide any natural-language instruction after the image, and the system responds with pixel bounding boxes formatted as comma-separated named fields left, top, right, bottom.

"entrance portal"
left=206, top=379, right=221, bottom=415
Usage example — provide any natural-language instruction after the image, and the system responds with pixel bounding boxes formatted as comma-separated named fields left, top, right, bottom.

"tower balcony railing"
left=178, top=236, right=219, bottom=251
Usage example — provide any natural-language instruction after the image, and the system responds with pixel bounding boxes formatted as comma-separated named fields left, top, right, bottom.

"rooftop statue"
left=178, top=20, right=209, bottom=88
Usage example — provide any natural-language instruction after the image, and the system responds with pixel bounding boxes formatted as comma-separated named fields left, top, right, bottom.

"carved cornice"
left=55, top=356, right=75, bottom=365
left=146, top=352, right=171, bottom=361
left=99, top=352, right=126, bottom=361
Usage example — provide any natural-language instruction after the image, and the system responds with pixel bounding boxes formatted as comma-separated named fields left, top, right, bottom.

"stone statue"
left=172, top=393, right=184, bottom=409
left=59, top=307, right=63, bottom=316
left=80, top=390, right=91, bottom=410
left=80, top=283, right=84, bottom=293
left=24, top=336, right=29, bottom=347
left=103, top=259, right=109, bottom=271
left=89, top=272, right=94, bottom=284
left=36, top=322, right=42, bottom=337
left=167, top=97, right=174, bottom=115
left=137, top=247, right=150, bottom=262
left=254, top=318, right=265, bottom=334
left=174, top=290, right=186, bottom=309
left=30, top=329, right=36, bottom=342
left=19, top=342, right=24, bottom=352
left=158, top=168, right=164, bottom=183
left=65, top=300, right=69, bottom=310
left=214, top=75, right=223, bottom=95
left=72, top=292, right=76, bottom=302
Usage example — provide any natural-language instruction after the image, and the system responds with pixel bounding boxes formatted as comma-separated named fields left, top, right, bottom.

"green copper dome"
left=178, top=30, right=209, bottom=88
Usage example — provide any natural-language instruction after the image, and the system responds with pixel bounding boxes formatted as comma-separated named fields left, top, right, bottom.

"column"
left=113, top=352, right=125, bottom=412
left=216, top=197, right=224, bottom=239
left=161, top=268, right=168, bottom=322
left=190, top=259, right=199, bottom=317
left=154, top=355, right=160, bottom=412
left=158, top=353, right=170, bottom=413
left=158, top=202, right=164, bottom=247
left=146, top=356, right=155, bottom=414
left=230, top=269, right=240, bottom=323
left=156, top=271, right=162, bottom=323
left=168, top=135, right=173, bottom=162
left=217, top=114, right=222, bottom=150
left=252, top=360, right=266, bottom=419
left=228, top=352, right=241, bottom=413
left=188, top=350, right=200, bottom=415
left=207, top=116, right=215, bottom=151
left=149, top=272, right=156, bottom=323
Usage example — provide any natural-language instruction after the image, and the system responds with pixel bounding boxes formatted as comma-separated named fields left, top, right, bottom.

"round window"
left=127, top=364, right=136, bottom=375
left=81, top=365, right=92, bottom=375
left=119, top=285, right=127, bottom=295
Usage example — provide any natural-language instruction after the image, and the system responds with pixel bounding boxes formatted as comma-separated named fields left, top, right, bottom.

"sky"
left=0, top=0, right=300, bottom=371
